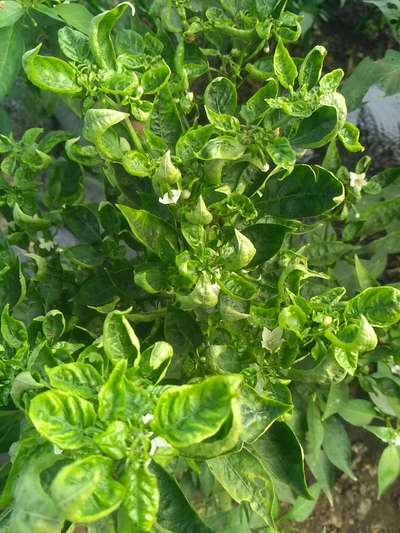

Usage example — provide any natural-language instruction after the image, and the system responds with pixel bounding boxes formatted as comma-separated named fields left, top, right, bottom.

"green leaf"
left=95, top=420, right=129, bottom=460
left=345, top=287, right=400, bottom=327
left=152, top=374, right=242, bottom=448
left=176, top=124, right=215, bottom=162
left=29, top=389, right=97, bottom=449
left=325, top=315, right=378, bottom=354
left=260, top=164, right=344, bottom=219
left=46, top=362, right=103, bottom=399
left=219, top=271, right=259, bottom=301
left=58, top=26, right=91, bottom=62
left=220, top=229, right=256, bottom=271
left=64, top=205, right=101, bottom=244
left=354, top=254, right=378, bottom=290
left=51, top=455, right=125, bottom=522
left=52, top=3, right=94, bottom=35
left=0, top=1, right=24, bottom=28
left=103, top=310, right=140, bottom=364
left=83, top=108, right=128, bottom=160
left=274, top=38, right=298, bottom=89
left=151, top=462, right=213, bottom=533
left=299, top=45, right=327, bottom=89
left=284, top=483, right=321, bottom=522
left=122, top=461, right=159, bottom=531
left=23, top=45, right=81, bottom=95
left=89, top=2, right=133, bottom=69
left=338, top=122, right=364, bottom=153
left=142, top=59, right=171, bottom=94
left=338, top=399, right=376, bottom=426
left=204, top=76, right=237, bottom=115
left=139, top=341, right=173, bottom=383
left=65, top=137, right=101, bottom=166
left=0, top=24, right=24, bottom=101
left=267, top=136, right=296, bottom=171
left=116, top=29, right=144, bottom=55
left=378, top=445, right=400, bottom=498
left=150, top=85, right=182, bottom=150
left=240, top=78, right=278, bottom=123
left=291, top=106, right=338, bottom=148
left=101, top=70, right=139, bottom=96
left=98, top=360, right=150, bottom=423
left=322, top=381, right=348, bottom=420
left=197, top=135, right=245, bottom=160
left=117, top=204, right=179, bottom=260
left=1, top=303, right=28, bottom=349
left=63, top=244, right=103, bottom=268
left=242, top=224, right=287, bottom=266
left=240, top=383, right=292, bottom=443
left=322, top=416, right=356, bottom=480
left=164, top=307, right=202, bottom=356
left=251, top=422, right=310, bottom=499
left=9, top=452, right=64, bottom=533
left=36, top=309, right=65, bottom=343
left=320, top=68, right=344, bottom=93
left=207, top=448, right=275, bottom=528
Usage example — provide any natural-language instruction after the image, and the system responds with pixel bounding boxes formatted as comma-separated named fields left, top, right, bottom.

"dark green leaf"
left=118, top=204, right=179, bottom=260
left=260, top=164, right=344, bottom=219
left=151, top=462, right=213, bottom=533
left=0, top=24, right=24, bottom=101
left=251, top=422, right=310, bottom=498
left=291, top=106, right=338, bottom=149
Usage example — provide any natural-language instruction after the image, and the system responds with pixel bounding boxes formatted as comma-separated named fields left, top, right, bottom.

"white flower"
left=142, top=413, right=154, bottom=425
left=53, top=445, right=63, bottom=455
left=187, top=92, right=194, bottom=102
left=159, top=189, right=181, bottom=205
left=349, top=172, right=367, bottom=193
left=150, top=437, right=171, bottom=456
left=262, top=162, right=270, bottom=173
left=261, top=327, right=283, bottom=352
left=38, top=238, right=54, bottom=251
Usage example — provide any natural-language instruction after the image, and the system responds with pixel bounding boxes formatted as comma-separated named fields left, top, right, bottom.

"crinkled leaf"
left=103, top=310, right=140, bottom=364
left=29, top=389, right=97, bottom=449
left=46, top=362, right=103, bottom=399
left=117, top=204, right=179, bottom=260
left=123, top=461, right=159, bottom=531
left=345, top=287, right=400, bottom=327
left=23, top=45, right=81, bottom=95
left=152, top=374, right=242, bottom=448
left=51, top=455, right=125, bottom=523
left=89, top=2, right=133, bottom=69
left=208, top=448, right=275, bottom=528
left=83, top=108, right=128, bottom=160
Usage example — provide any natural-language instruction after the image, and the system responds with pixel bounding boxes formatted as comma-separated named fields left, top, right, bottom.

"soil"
left=298, top=1, right=397, bottom=73
left=289, top=433, right=400, bottom=533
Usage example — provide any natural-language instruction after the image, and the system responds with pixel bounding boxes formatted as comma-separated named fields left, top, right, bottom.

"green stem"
left=124, top=118, right=144, bottom=153
left=127, top=309, right=167, bottom=323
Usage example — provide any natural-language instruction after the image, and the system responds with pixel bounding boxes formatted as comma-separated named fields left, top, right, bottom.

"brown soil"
left=288, top=439, right=400, bottom=533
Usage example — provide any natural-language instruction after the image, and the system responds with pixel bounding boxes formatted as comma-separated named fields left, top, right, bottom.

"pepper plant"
left=0, top=1, right=400, bottom=532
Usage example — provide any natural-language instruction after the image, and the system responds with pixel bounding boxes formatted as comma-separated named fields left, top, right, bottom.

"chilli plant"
left=0, top=1, right=400, bottom=532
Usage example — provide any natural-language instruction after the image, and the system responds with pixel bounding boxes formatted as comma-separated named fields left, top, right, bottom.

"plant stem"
left=124, top=118, right=144, bottom=153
